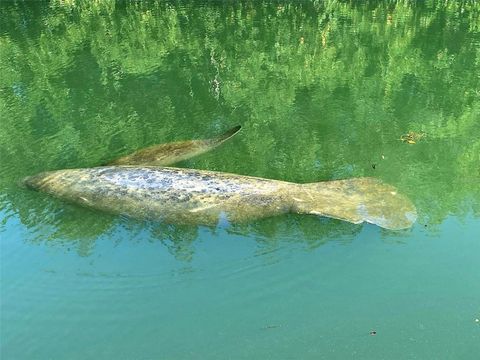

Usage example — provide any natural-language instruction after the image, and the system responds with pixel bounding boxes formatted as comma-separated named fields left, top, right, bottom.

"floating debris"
left=262, top=324, right=282, bottom=330
left=400, top=131, right=426, bottom=144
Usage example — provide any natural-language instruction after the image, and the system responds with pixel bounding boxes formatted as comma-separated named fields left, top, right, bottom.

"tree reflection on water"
left=0, top=0, right=478, bottom=257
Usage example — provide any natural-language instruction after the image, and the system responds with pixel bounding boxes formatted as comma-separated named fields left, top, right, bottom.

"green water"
left=1, top=1, right=479, bottom=358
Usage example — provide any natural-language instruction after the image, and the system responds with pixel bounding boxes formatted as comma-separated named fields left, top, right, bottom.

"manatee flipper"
left=293, top=178, right=417, bottom=230
left=108, top=125, right=241, bottom=166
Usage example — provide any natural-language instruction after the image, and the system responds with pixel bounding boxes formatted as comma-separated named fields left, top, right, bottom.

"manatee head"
left=22, top=169, right=92, bottom=199
left=22, top=171, right=55, bottom=191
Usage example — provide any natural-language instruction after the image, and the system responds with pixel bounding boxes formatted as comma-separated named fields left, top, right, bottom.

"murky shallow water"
left=1, top=1, right=479, bottom=359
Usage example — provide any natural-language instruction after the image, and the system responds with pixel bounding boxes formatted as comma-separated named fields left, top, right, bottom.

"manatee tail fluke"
left=108, top=125, right=241, bottom=166
left=292, top=177, right=417, bottom=230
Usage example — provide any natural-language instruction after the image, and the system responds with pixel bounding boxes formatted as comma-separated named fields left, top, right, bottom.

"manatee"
left=23, top=166, right=417, bottom=230
left=23, top=125, right=417, bottom=230
left=108, top=125, right=241, bottom=166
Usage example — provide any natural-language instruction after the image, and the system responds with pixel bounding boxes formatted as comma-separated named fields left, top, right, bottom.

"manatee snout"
left=21, top=172, right=51, bottom=191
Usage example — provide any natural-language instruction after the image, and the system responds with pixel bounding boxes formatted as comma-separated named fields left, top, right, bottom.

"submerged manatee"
left=108, top=125, right=241, bottom=166
left=23, top=125, right=417, bottom=230
left=23, top=166, right=417, bottom=230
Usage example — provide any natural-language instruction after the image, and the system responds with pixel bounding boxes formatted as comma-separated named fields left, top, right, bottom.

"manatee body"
left=108, top=125, right=241, bottom=166
left=23, top=125, right=417, bottom=230
left=23, top=166, right=417, bottom=230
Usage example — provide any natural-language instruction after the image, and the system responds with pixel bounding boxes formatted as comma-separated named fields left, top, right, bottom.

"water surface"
left=1, top=1, right=479, bottom=359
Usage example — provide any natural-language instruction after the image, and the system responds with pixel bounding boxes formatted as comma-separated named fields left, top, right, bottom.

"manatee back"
left=24, top=166, right=293, bottom=225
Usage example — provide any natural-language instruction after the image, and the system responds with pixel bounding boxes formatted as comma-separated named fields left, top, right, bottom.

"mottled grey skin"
left=23, top=166, right=417, bottom=230
left=108, top=125, right=241, bottom=166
